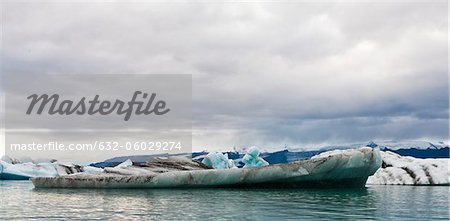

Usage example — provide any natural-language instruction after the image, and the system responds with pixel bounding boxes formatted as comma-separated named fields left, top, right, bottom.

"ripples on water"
left=0, top=181, right=448, bottom=220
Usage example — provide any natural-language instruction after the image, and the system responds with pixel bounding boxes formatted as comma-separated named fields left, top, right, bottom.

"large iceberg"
left=31, top=147, right=382, bottom=188
left=367, top=151, right=449, bottom=185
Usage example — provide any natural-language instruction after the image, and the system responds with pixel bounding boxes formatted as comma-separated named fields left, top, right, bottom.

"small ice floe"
left=367, top=151, right=449, bottom=185
left=0, top=155, right=115, bottom=180
left=0, top=160, right=83, bottom=180
left=115, top=159, right=133, bottom=169
left=201, top=152, right=237, bottom=169
left=242, top=146, right=269, bottom=168
left=1, top=155, right=19, bottom=164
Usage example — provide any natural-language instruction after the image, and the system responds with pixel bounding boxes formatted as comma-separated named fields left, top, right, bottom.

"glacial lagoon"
left=1, top=181, right=448, bottom=220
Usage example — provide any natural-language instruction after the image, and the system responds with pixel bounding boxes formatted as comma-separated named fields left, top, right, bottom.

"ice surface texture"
left=242, top=146, right=269, bottom=168
left=32, top=147, right=382, bottom=188
left=367, top=151, right=449, bottom=185
left=202, top=152, right=237, bottom=169
left=0, top=160, right=82, bottom=180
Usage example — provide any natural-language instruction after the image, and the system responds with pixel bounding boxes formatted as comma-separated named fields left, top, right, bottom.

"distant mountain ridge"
left=363, top=140, right=448, bottom=150
left=90, top=140, right=448, bottom=167
left=362, top=141, right=449, bottom=159
left=314, top=140, right=448, bottom=151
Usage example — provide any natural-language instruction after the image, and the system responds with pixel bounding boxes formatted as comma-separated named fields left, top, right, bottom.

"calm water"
left=0, top=181, right=448, bottom=220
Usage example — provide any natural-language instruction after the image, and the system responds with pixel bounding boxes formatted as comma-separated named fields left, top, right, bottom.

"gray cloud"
left=2, top=1, right=448, bottom=153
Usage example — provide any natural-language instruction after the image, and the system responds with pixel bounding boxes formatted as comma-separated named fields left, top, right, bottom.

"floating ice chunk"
left=242, top=146, right=269, bottom=168
left=1, top=155, right=54, bottom=164
left=0, top=160, right=85, bottom=180
left=115, top=159, right=133, bottom=169
left=367, top=151, right=449, bottom=185
left=0, top=160, right=59, bottom=179
left=1, top=155, right=24, bottom=164
left=1, top=156, right=14, bottom=164
left=202, top=152, right=236, bottom=169
left=32, top=148, right=382, bottom=188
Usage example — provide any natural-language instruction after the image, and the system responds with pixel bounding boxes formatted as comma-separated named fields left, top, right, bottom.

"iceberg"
left=367, top=151, right=449, bottom=185
left=242, top=146, right=269, bottom=168
left=115, top=159, right=133, bottom=169
left=0, top=160, right=81, bottom=180
left=0, top=158, right=108, bottom=180
left=1, top=155, right=16, bottom=164
left=31, top=147, right=382, bottom=188
left=201, top=152, right=237, bottom=169
left=0, top=158, right=140, bottom=180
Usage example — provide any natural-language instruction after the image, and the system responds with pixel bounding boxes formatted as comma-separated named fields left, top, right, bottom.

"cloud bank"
left=2, top=1, right=448, bottom=151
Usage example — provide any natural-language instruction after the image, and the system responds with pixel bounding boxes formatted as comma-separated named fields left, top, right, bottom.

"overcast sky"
left=1, top=1, right=448, bottom=153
